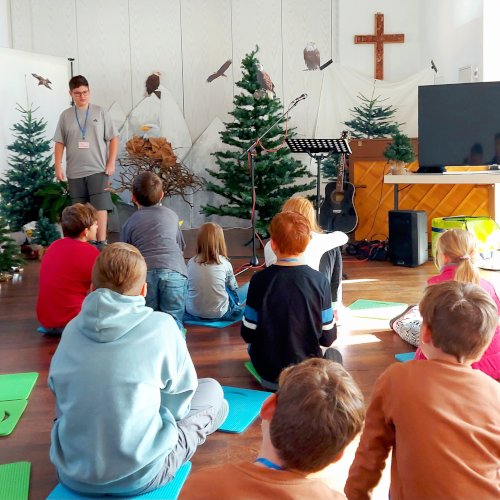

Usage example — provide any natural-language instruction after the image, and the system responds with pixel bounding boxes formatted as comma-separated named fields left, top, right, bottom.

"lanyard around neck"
left=277, top=257, right=300, bottom=262
left=74, top=104, right=90, bottom=140
left=255, top=457, right=283, bottom=471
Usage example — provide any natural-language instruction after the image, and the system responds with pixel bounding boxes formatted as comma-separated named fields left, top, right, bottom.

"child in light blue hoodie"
left=48, top=243, right=228, bottom=496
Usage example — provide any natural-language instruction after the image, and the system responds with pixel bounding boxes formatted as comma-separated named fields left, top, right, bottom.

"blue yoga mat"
left=219, top=386, right=271, bottom=433
left=183, top=283, right=249, bottom=328
left=47, top=462, right=192, bottom=500
left=395, top=352, right=416, bottom=362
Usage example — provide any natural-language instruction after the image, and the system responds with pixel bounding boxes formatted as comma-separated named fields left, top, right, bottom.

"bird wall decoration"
left=207, top=59, right=232, bottom=83
left=303, top=42, right=321, bottom=70
left=256, top=63, right=275, bottom=96
left=31, top=73, right=52, bottom=89
left=145, top=72, right=161, bottom=98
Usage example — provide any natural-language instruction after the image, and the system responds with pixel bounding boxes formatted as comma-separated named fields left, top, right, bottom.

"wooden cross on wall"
left=355, top=12, right=404, bottom=80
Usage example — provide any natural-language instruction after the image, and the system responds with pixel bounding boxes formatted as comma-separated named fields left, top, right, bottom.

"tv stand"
left=384, top=172, right=500, bottom=223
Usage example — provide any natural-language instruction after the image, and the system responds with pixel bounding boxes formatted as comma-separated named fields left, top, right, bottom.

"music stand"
left=286, top=138, right=351, bottom=219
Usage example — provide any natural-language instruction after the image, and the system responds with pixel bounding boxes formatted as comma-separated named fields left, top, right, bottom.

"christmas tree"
left=321, top=155, right=340, bottom=181
left=202, top=47, right=315, bottom=236
left=32, top=209, right=61, bottom=247
left=383, top=133, right=416, bottom=164
left=0, top=105, right=55, bottom=230
left=344, top=89, right=401, bottom=139
left=0, top=217, right=23, bottom=280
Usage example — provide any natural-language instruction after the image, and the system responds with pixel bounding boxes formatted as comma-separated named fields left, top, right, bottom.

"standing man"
left=54, top=75, right=119, bottom=249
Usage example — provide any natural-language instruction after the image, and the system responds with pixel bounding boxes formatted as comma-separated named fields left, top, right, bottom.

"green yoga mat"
left=0, top=372, right=38, bottom=401
left=0, top=400, right=28, bottom=436
left=244, top=361, right=262, bottom=383
left=0, top=461, right=30, bottom=500
left=348, top=299, right=409, bottom=320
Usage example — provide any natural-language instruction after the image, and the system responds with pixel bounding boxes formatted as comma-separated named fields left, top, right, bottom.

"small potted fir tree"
left=384, top=132, right=415, bottom=174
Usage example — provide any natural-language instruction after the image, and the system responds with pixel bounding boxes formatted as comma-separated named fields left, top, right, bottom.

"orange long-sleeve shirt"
left=345, top=360, right=500, bottom=500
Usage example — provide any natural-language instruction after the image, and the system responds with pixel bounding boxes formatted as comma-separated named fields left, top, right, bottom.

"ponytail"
left=436, top=229, right=480, bottom=285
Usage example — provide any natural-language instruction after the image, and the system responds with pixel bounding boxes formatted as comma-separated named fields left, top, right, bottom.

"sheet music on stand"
left=286, top=137, right=352, bottom=220
left=286, top=138, right=352, bottom=156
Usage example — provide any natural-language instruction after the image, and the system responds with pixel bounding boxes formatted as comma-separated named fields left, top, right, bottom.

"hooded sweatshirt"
left=48, top=288, right=197, bottom=495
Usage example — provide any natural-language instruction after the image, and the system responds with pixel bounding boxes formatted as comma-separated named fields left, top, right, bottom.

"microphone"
left=291, top=93, right=308, bottom=104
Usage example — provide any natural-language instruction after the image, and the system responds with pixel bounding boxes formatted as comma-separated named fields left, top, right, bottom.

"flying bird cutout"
left=31, top=73, right=52, bottom=89
left=303, top=42, right=321, bottom=71
left=207, top=59, right=232, bottom=83
left=256, top=63, right=275, bottom=96
left=145, top=72, right=161, bottom=98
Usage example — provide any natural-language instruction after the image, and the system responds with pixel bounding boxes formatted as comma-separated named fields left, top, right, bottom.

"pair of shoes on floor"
left=389, top=304, right=418, bottom=329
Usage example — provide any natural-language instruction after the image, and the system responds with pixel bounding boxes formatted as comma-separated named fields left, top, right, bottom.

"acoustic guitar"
left=319, top=133, right=358, bottom=234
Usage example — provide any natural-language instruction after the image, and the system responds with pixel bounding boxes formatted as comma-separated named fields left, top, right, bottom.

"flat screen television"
left=418, top=81, right=500, bottom=172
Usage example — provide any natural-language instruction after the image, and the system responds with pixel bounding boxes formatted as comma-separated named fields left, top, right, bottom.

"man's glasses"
left=72, top=91, right=89, bottom=97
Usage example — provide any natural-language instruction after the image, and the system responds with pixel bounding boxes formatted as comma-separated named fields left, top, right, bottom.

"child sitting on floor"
left=391, top=228, right=500, bottom=380
left=48, top=243, right=228, bottom=496
left=264, top=196, right=348, bottom=314
left=345, top=281, right=500, bottom=500
left=181, top=358, right=365, bottom=500
left=36, top=203, right=99, bottom=334
left=120, top=171, right=188, bottom=329
left=241, top=211, right=341, bottom=391
left=185, top=222, right=243, bottom=322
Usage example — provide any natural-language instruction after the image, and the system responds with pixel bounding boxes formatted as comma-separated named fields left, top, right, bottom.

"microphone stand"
left=240, top=96, right=306, bottom=267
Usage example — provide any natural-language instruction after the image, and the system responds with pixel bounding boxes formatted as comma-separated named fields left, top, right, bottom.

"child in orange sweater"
left=345, top=281, right=500, bottom=500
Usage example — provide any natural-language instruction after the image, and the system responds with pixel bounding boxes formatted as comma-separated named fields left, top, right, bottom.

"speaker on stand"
left=388, top=210, right=428, bottom=267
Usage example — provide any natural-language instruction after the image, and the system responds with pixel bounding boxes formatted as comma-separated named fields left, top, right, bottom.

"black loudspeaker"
left=389, top=210, right=428, bottom=267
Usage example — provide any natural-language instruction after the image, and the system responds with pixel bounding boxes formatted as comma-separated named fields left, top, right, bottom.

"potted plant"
left=383, top=132, right=415, bottom=174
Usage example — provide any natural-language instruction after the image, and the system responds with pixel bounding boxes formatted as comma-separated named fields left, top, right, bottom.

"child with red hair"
left=241, top=211, right=341, bottom=390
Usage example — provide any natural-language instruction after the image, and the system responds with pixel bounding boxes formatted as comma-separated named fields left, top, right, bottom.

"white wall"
left=419, top=0, right=483, bottom=84
left=483, top=0, right=500, bottom=81
left=0, top=0, right=11, bottom=47
left=338, top=0, right=421, bottom=82
left=8, top=0, right=427, bottom=144
left=0, top=48, right=68, bottom=178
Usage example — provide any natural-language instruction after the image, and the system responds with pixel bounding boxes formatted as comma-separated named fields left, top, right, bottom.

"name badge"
left=78, top=141, right=90, bottom=149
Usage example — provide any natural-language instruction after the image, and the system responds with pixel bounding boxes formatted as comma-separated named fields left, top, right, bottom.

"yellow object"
left=431, top=216, right=500, bottom=257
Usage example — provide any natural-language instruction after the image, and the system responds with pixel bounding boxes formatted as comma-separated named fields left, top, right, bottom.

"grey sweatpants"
left=139, top=378, right=228, bottom=494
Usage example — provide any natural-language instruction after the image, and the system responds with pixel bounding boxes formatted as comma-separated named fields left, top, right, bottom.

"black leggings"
left=319, top=247, right=342, bottom=303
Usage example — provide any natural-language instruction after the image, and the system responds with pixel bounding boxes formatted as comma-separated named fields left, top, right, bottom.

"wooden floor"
left=3, top=229, right=488, bottom=499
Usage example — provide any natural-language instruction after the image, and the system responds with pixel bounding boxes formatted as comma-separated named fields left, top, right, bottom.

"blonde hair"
left=195, top=223, right=228, bottom=265
left=435, top=229, right=480, bottom=284
left=92, top=243, right=147, bottom=295
left=281, top=197, right=321, bottom=233
left=419, top=281, right=497, bottom=362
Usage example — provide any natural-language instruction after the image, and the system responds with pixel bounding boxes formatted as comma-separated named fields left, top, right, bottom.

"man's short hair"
left=419, top=281, right=497, bottom=362
left=132, top=172, right=163, bottom=207
left=270, top=358, right=365, bottom=473
left=69, top=75, right=89, bottom=90
left=269, top=211, right=311, bottom=256
left=92, top=243, right=147, bottom=295
left=61, top=203, right=97, bottom=238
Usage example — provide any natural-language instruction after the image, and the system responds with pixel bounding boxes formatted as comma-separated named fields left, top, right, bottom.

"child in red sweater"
left=36, top=203, right=99, bottom=334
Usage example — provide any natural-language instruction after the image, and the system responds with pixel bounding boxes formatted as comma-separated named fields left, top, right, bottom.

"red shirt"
left=37, top=238, right=99, bottom=328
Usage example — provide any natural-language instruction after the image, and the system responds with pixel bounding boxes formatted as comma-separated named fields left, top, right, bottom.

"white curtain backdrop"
left=315, top=64, right=435, bottom=139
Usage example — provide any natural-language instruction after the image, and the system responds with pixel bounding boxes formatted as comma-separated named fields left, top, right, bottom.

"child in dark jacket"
left=241, top=211, right=341, bottom=390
